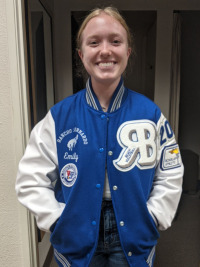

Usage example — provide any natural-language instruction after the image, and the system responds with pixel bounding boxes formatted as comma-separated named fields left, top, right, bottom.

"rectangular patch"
left=161, top=144, right=182, bottom=171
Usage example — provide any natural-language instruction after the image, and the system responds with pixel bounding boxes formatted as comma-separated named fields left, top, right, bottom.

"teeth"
left=99, top=62, right=113, bottom=67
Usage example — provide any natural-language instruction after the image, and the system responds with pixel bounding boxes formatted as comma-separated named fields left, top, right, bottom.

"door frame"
left=6, top=0, right=38, bottom=266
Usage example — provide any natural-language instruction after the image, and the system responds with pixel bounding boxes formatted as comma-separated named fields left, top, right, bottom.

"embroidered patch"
left=113, top=120, right=157, bottom=172
left=64, top=152, right=79, bottom=162
left=161, top=144, right=181, bottom=170
left=158, top=116, right=174, bottom=147
left=57, top=127, right=88, bottom=145
left=67, top=134, right=78, bottom=151
left=60, top=163, right=78, bottom=187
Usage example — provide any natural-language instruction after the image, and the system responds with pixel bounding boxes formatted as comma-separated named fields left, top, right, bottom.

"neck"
left=91, top=78, right=120, bottom=111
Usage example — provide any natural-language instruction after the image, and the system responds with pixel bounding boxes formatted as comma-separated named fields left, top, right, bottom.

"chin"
left=97, top=76, right=119, bottom=84
left=96, top=73, right=121, bottom=82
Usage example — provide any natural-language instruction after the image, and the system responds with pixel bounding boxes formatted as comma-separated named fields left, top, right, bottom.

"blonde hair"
left=76, top=7, right=133, bottom=50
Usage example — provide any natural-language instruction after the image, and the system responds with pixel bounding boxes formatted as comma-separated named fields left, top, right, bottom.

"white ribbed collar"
left=85, top=77, right=126, bottom=113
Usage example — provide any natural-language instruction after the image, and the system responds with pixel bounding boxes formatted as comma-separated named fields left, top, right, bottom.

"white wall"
left=0, top=0, right=37, bottom=266
left=0, top=0, right=23, bottom=265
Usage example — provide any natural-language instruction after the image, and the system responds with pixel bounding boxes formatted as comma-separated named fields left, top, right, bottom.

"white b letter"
left=113, top=120, right=157, bottom=172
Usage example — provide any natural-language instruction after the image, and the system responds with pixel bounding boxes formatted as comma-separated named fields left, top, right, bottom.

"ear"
left=78, top=49, right=83, bottom=61
left=127, top=47, right=131, bottom=58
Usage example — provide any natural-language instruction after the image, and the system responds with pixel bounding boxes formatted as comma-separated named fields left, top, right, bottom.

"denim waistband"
left=97, top=199, right=120, bottom=250
left=102, top=199, right=112, bottom=208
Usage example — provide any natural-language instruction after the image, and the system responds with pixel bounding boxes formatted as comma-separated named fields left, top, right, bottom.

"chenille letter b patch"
left=113, top=120, right=157, bottom=172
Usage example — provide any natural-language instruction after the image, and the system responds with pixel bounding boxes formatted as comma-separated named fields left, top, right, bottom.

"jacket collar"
left=86, top=77, right=127, bottom=113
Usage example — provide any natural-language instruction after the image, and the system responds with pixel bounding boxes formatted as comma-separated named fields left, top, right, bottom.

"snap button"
left=128, top=252, right=132, bottom=257
left=92, top=221, right=96, bottom=226
left=99, top=148, right=104, bottom=153
left=96, top=184, right=101, bottom=189
left=108, top=151, right=113, bottom=156
left=120, top=221, right=124, bottom=227
left=101, top=114, right=106, bottom=119
left=113, top=185, right=118, bottom=191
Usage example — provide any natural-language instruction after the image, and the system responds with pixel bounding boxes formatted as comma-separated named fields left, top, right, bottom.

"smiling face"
left=78, top=13, right=131, bottom=88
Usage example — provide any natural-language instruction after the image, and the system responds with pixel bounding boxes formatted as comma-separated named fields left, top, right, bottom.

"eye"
left=89, top=40, right=99, bottom=47
left=112, top=39, right=121, bottom=45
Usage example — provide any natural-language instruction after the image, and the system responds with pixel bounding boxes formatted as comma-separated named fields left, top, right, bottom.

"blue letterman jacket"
left=16, top=78, right=183, bottom=267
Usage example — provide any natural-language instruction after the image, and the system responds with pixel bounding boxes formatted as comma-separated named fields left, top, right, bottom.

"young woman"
left=16, top=7, right=184, bottom=267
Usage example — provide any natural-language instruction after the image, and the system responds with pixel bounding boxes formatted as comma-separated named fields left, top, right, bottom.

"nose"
left=99, top=41, right=111, bottom=57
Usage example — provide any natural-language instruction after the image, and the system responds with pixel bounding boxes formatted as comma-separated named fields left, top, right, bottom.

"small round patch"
left=60, top=163, right=78, bottom=187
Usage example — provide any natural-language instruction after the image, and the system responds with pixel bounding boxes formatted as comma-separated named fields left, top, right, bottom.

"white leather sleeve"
left=15, top=111, right=65, bottom=232
left=147, top=113, right=184, bottom=230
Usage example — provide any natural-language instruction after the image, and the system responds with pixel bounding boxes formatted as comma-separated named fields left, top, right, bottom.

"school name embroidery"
left=57, top=127, right=88, bottom=145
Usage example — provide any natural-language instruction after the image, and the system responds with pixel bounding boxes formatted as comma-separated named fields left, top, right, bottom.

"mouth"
left=97, top=62, right=116, bottom=68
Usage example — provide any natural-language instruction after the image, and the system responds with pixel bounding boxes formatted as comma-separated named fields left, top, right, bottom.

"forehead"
left=81, top=13, right=127, bottom=40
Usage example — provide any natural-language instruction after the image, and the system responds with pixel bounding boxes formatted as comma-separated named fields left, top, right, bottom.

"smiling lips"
left=97, top=62, right=116, bottom=68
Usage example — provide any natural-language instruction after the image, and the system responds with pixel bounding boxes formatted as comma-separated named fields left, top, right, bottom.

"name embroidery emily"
left=64, top=152, right=79, bottom=162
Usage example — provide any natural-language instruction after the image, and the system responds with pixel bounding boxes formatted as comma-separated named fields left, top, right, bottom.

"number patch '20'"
left=160, top=120, right=174, bottom=146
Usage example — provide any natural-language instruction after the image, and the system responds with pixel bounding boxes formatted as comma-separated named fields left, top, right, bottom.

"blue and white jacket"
left=16, top=78, right=183, bottom=267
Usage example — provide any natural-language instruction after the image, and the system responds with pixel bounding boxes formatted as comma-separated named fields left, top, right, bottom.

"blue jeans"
left=89, top=200, right=130, bottom=267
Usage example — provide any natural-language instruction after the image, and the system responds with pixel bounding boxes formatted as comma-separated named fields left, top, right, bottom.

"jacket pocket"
left=50, top=203, right=66, bottom=236
left=146, top=203, right=158, bottom=227
left=54, top=249, right=71, bottom=267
